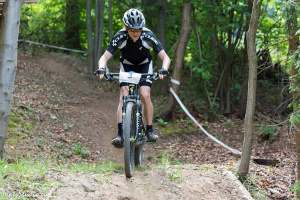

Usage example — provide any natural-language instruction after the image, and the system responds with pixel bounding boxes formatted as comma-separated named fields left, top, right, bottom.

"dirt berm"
left=50, top=164, right=253, bottom=200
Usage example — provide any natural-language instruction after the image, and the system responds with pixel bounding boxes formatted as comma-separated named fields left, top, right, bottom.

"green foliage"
left=155, top=152, right=183, bottom=182
left=241, top=175, right=268, bottom=200
left=257, top=124, right=278, bottom=140
left=291, top=181, right=300, bottom=197
left=167, top=167, right=183, bottom=183
left=72, top=143, right=90, bottom=159
left=19, top=0, right=296, bottom=118
left=0, top=159, right=57, bottom=199
left=156, top=118, right=168, bottom=126
left=21, top=0, right=67, bottom=45
left=7, top=108, right=35, bottom=146
left=0, top=158, right=122, bottom=199
left=156, top=118, right=197, bottom=136
left=156, top=151, right=181, bottom=167
left=67, top=161, right=122, bottom=174
left=290, top=111, right=300, bottom=126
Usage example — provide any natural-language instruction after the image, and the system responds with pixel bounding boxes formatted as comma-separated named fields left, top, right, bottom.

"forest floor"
left=1, top=51, right=296, bottom=199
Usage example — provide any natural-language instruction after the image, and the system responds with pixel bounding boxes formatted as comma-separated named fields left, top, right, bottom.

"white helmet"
left=123, top=8, right=145, bottom=30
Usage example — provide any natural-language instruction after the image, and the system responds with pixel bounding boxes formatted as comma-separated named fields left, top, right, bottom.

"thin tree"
left=286, top=1, right=300, bottom=197
left=239, top=0, right=255, bottom=118
left=65, top=0, right=81, bottom=49
left=238, top=0, right=261, bottom=178
left=164, top=2, right=192, bottom=119
left=94, top=0, right=104, bottom=69
left=158, top=0, right=166, bottom=46
left=0, top=0, right=22, bottom=157
left=86, top=0, right=94, bottom=76
left=108, top=0, right=113, bottom=40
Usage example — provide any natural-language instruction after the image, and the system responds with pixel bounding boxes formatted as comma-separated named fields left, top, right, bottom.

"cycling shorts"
left=119, top=58, right=153, bottom=88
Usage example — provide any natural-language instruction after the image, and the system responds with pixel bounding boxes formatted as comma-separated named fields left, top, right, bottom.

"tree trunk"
left=86, top=0, right=94, bottom=76
left=223, top=57, right=233, bottom=115
left=0, top=10, right=3, bottom=41
left=65, top=0, right=81, bottom=49
left=158, top=0, right=166, bottom=46
left=0, top=0, right=22, bottom=158
left=239, top=0, right=254, bottom=118
left=239, top=37, right=249, bottom=118
left=164, top=3, right=192, bottom=119
left=108, top=0, right=113, bottom=40
left=238, top=0, right=261, bottom=178
left=94, top=0, right=104, bottom=68
left=286, top=1, right=300, bottom=198
left=192, top=13, right=203, bottom=61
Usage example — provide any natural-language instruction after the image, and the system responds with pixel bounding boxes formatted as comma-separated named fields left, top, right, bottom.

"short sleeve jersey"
left=107, top=27, right=164, bottom=65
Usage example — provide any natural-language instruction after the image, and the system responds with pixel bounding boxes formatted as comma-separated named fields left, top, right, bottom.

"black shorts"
left=119, top=59, right=153, bottom=88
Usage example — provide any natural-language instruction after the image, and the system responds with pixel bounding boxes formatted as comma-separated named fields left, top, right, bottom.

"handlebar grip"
left=159, top=69, right=169, bottom=76
left=94, top=69, right=106, bottom=75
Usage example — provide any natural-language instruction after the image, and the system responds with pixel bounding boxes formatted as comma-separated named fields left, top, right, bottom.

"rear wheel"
left=123, top=102, right=136, bottom=178
left=134, top=144, right=144, bottom=166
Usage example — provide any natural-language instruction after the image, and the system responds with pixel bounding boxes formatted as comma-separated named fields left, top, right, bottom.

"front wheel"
left=123, top=102, right=136, bottom=178
left=134, top=144, right=144, bottom=166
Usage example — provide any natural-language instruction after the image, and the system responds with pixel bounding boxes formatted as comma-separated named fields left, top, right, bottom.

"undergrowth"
left=0, top=158, right=123, bottom=199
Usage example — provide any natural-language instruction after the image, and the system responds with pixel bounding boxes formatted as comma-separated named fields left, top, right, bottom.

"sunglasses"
left=127, top=28, right=142, bottom=33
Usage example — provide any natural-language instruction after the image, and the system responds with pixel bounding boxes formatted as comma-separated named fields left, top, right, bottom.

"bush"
left=257, top=124, right=278, bottom=141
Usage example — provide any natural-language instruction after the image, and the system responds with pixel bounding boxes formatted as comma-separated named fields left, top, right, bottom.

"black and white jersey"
left=107, top=27, right=164, bottom=65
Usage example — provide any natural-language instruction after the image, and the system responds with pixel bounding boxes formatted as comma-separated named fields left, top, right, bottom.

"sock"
left=146, top=125, right=153, bottom=131
left=118, top=123, right=122, bottom=136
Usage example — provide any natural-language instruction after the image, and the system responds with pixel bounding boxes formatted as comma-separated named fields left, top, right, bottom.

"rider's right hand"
left=94, top=68, right=106, bottom=79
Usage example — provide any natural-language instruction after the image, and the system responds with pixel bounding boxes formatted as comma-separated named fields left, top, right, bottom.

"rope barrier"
left=169, top=87, right=242, bottom=156
left=18, top=39, right=86, bottom=54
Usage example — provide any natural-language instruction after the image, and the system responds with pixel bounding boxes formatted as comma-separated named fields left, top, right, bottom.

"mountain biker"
left=96, top=8, right=171, bottom=148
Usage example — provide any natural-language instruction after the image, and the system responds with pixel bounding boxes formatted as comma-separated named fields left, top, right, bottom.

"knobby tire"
left=123, top=102, right=136, bottom=178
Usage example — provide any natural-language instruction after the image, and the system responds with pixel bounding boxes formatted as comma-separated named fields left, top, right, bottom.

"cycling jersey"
left=107, top=27, right=164, bottom=65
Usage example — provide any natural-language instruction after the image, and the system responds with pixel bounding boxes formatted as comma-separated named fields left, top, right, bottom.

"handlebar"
left=94, top=68, right=168, bottom=82
left=104, top=72, right=160, bottom=82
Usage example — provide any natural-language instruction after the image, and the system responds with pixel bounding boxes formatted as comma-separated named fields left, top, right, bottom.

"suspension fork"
left=136, top=97, right=143, bottom=134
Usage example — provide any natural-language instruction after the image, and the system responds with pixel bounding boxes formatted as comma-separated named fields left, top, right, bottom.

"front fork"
left=122, top=96, right=144, bottom=144
left=136, top=100, right=144, bottom=145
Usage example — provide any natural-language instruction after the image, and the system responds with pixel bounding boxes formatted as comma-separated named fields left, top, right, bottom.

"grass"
left=257, top=123, right=278, bottom=141
left=155, top=151, right=181, bottom=167
left=66, top=161, right=122, bottom=174
left=0, top=159, right=57, bottom=200
left=155, top=118, right=198, bottom=136
left=72, top=142, right=90, bottom=159
left=241, top=174, right=268, bottom=200
left=0, top=157, right=123, bottom=200
left=154, top=152, right=183, bottom=183
left=7, top=108, right=35, bottom=146
left=291, top=181, right=300, bottom=199
left=167, top=167, right=183, bottom=183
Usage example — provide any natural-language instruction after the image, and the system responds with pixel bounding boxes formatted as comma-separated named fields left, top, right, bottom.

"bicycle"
left=96, top=70, right=162, bottom=178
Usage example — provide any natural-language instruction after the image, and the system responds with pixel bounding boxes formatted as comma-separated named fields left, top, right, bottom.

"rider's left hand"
left=94, top=68, right=106, bottom=80
left=159, top=68, right=169, bottom=80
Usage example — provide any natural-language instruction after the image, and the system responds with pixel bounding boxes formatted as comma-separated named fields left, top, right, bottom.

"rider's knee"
left=140, top=90, right=151, bottom=101
left=120, top=86, right=129, bottom=97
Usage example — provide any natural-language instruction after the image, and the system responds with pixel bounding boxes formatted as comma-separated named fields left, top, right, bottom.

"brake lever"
left=104, top=73, right=113, bottom=81
left=152, top=72, right=160, bottom=80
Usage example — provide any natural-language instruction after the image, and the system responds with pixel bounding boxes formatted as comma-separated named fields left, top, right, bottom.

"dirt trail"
left=50, top=165, right=253, bottom=200
left=15, top=53, right=253, bottom=200
left=17, top=52, right=124, bottom=162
